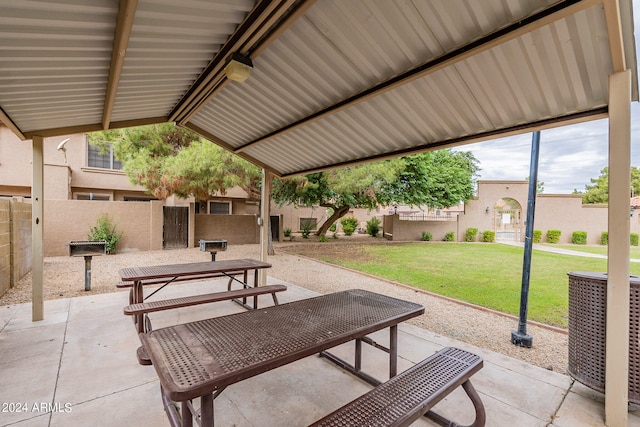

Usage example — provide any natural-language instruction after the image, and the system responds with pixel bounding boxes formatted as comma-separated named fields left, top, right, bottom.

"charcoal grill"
left=68, top=241, right=107, bottom=291
left=199, top=239, right=227, bottom=261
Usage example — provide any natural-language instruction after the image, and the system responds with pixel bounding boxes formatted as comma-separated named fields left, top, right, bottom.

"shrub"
left=632, top=233, right=639, bottom=246
left=600, top=232, right=608, bottom=245
left=546, top=229, right=561, bottom=244
left=329, top=222, right=337, bottom=232
left=533, top=230, right=542, bottom=244
left=571, top=231, right=587, bottom=245
left=421, top=231, right=432, bottom=241
left=87, top=213, right=123, bottom=254
left=340, top=217, right=359, bottom=236
left=300, top=219, right=313, bottom=238
left=481, top=230, right=495, bottom=242
left=318, top=235, right=329, bottom=242
left=443, top=231, right=455, bottom=242
left=366, top=217, right=381, bottom=237
left=464, top=228, right=478, bottom=242
left=283, top=227, right=292, bottom=238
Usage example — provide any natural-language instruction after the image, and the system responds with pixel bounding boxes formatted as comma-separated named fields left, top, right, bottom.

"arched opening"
left=491, top=197, right=523, bottom=241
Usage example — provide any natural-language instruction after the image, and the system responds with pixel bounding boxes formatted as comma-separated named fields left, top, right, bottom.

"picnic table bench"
left=309, top=346, right=485, bottom=427
left=118, top=259, right=272, bottom=333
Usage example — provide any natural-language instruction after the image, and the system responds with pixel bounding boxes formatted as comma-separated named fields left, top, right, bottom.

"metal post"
left=83, top=256, right=92, bottom=291
left=511, top=131, right=540, bottom=348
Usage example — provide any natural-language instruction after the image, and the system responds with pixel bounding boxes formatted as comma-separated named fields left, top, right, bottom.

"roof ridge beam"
left=234, top=0, right=598, bottom=154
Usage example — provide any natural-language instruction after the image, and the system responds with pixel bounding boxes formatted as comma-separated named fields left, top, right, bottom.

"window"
left=299, top=217, right=317, bottom=230
left=87, top=143, right=122, bottom=170
left=209, top=201, right=231, bottom=215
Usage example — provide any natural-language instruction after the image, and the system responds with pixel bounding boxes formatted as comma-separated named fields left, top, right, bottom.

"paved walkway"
left=2, top=278, right=640, bottom=426
left=499, top=241, right=640, bottom=263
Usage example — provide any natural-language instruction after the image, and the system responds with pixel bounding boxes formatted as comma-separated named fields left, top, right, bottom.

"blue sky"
left=454, top=1, right=640, bottom=194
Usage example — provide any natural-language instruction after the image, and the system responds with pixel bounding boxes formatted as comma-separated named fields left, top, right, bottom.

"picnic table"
left=118, top=258, right=272, bottom=333
left=140, top=289, right=425, bottom=426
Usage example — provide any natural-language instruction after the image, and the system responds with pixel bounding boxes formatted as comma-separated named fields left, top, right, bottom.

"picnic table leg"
left=200, top=393, right=214, bottom=427
left=134, top=281, right=144, bottom=334
left=390, top=325, right=398, bottom=378
left=181, top=401, right=193, bottom=427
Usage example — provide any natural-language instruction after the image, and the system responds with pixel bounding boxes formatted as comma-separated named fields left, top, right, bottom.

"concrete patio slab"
left=1, top=279, right=639, bottom=427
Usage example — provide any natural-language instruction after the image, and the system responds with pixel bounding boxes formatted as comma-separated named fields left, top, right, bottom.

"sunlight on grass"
left=317, top=242, right=640, bottom=328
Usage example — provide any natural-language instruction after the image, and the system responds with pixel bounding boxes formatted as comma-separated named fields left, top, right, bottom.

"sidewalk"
left=499, top=240, right=640, bottom=262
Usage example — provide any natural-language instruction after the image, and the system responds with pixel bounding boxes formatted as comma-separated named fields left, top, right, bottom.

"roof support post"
left=605, top=69, right=631, bottom=427
left=259, top=169, right=272, bottom=286
left=31, top=136, right=44, bottom=321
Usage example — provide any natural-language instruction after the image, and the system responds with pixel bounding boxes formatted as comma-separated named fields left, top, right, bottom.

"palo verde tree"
left=272, top=149, right=479, bottom=237
left=582, top=166, right=640, bottom=204
left=88, top=123, right=262, bottom=201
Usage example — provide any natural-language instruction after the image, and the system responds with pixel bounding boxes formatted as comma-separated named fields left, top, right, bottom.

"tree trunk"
left=316, top=205, right=350, bottom=236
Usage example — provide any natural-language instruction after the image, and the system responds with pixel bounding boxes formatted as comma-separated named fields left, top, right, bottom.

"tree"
left=582, top=166, right=640, bottom=204
left=88, top=124, right=261, bottom=200
left=272, top=150, right=479, bottom=236
left=524, top=176, right=544, bottom=194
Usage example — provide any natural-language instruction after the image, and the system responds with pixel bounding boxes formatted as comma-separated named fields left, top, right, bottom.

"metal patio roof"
left=0, top=0, right=637, bottom=177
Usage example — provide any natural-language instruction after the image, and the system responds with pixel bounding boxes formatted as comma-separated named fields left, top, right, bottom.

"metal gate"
left=163, top=206, right=189, bottom=249
left=493, top=209, right=522, bottom=241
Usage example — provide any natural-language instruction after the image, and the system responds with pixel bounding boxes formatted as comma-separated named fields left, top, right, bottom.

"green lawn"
left=541, top=243, right=640, bottom=259
left=311, top=242, right=640, bottom=328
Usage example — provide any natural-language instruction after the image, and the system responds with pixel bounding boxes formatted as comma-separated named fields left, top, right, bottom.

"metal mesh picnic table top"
left=118, top=258, right=271, bottom=282
left=141, top=289, right=425, bottom=401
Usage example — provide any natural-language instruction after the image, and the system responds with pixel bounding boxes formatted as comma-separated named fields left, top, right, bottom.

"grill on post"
left=199, top=239, right=227, bottom=261
left=68, top=241, right=107, bottom=291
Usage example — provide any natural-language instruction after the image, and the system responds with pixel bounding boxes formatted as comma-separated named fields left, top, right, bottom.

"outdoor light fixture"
left=224, top=53, right=253, bottom=83
left=485, top=207, right=490, bottom=213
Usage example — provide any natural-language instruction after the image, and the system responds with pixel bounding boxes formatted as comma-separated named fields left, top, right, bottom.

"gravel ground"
left=0, top=240, right=568, bottom=375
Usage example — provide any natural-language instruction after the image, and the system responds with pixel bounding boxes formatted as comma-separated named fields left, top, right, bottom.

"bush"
left=481, top=230, right=495, bottom=242
left=546, top=229, right=561, bottom=244
left=421, top=231, right=432, bottom=241
left=632, top=233, right=639, bottom=246
left=571, top=231, right=587, bottom=245
left=329, top=222, right=337, bottom=232
left=443, top=231, right=455, bottom=242
left=87, top=213, right=123, bottom=254
left=533, top=230, right=542, bottom=244
left=340, top=217, right=359, bottom=236
left=366, top=217, right=381, bottom=237
left=300, top=220, right=313, bottom=239
left=318, top=235, right=329, bottom=242
left=283, top=227, right=292, bottom=238
left=600, top=232, right=608, bottom=245
left=464, top=228, right=478, bottom=242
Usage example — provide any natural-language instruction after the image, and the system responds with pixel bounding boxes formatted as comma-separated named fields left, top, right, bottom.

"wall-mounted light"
left=485, top=207, right=490, bottom=214
left=631, top=207, right=635, bottom=218
left=224, top=53, right=253, bottom=83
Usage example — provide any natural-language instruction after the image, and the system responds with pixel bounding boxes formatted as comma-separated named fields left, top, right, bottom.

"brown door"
left=163, top=206, right=189, bottom=249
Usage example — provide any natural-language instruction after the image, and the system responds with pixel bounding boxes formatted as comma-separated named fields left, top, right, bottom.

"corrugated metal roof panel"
left=0, top=0, right=117, bottom=131
left=110, top=0, right=254, bottom=122
left=191, top=1, right=620, bottom=176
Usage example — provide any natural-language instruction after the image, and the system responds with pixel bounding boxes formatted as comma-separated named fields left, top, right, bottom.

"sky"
left=453, top=0, right=640, bottom=195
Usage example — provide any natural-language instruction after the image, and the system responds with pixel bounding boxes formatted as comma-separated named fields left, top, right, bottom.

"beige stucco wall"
left=44, top=200, right=163, bottom=256
left=194, top=214, right=260, bottom=244
left=0, top=200, right=10, bottom=297
left=457, top=181, right=637, bottom=244
left=271, top=203, right=384, bottom=234
left=383, top=214, right=459, bottom=241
